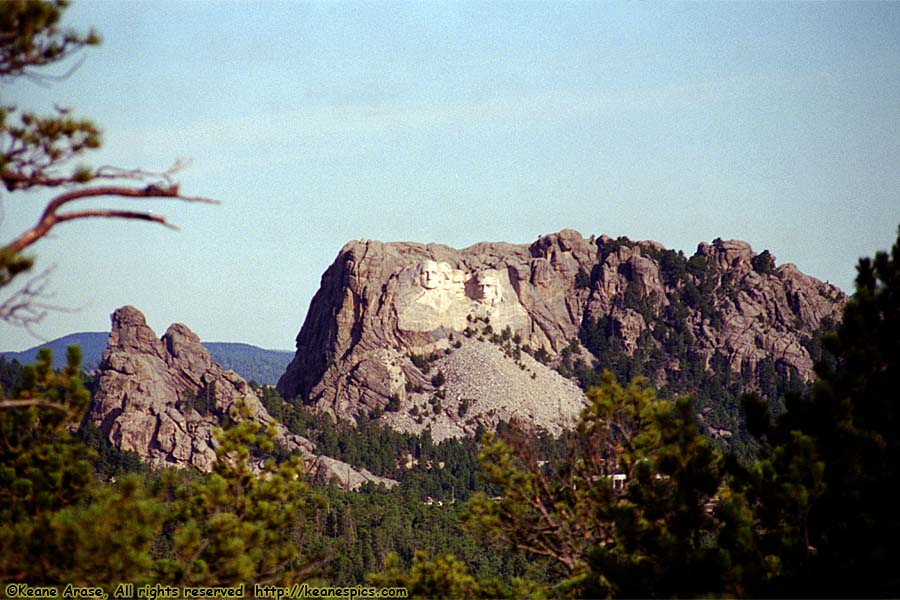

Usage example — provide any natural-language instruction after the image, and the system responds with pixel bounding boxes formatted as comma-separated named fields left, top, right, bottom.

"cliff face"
left=277, top=230, right=845, bottom=440
left=90, top=306, right=395, bottom=489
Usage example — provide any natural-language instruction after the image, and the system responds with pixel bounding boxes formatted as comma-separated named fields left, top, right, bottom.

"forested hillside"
left=376, top=226, right=900, bottom=598
left=2, top=2, right=897, bottom=596
left=1, top=226, right=897, bottom=596
left=275, top=230, right=842, bottom=462
left=0, top=350, right=537, bottom=586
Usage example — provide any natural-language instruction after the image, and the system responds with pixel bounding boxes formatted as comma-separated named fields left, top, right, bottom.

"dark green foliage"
left=735, top=225, right=900, bottom=597
left=0, top=0, right=100, bottom=79
left=368, top=549, right=543, bottom=599
left=658, top=248, right=688, bottom=286
left=0, top=347, right=93, bottom=523
left=317, top=486, right=537, bottom=590
left=597, top=235, right=640, bottom=263
left=0, top=355, right=23, bottom=397
left=197, top=380, right=216, bottom=416
left=176, top=381, right=218, bottom=418
left=5, top=473, right=166, bottom=586
left=680, top=281, right=702, bottom=308
left=0, top=102, right=101, bottom=190
left=0, top=348, right=322, bottom=588
left=0, top=347, right=163, bottom=584
left=580, top=315, right=613, bottom=358
left=686, top=253, right=708, bottom=278
left=256, top=381, right=286, bottom=420
left=582, top=393, right=726, bottom=598
left=155, top=415, right=315, bottom=586
left=77, top=419, right=147, bottom=480
left=0, top=247, right=34, bottom=289
left=250, top=388, right=538, bottom=588
left=622, top=280, right=653, bottom=317
left=266, top=386, right=494, bottom=501
left=799, top=316, right=838, bottom=371
left=532, top=347, right=550, bottom=364
left=470, top=373, right=726, bottom=597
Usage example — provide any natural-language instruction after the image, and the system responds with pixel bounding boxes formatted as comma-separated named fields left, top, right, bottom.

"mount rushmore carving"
left=398, top=259, right=528, bottom=333
left=276, top=230, right=844, bottom=440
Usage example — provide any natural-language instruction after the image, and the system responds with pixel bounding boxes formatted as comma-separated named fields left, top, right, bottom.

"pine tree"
left=468, top=373, right=726, bottom=597
left=0, top=347, right=166, bottom=584
left=368, top=550, right=535, bottom=599
left=740, top=225, right=900, bottom=596
left=155, top=410, right=320, bottom=586
left=0, top=0, right=213, bottom=331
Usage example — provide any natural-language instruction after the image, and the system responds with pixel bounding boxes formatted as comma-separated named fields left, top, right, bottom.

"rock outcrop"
left=90, top=306, right=396, bottom=489
left=277, top=231, right=845, bottom=438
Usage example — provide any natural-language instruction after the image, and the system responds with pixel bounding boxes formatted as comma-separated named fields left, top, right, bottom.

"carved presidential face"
left=420, top=260, right=441, bottom=290
left=438, top=262, right=453, bottom=287
left=450, top=270, right=466, bottom=297
left=476, top=270, right=502, bottom=306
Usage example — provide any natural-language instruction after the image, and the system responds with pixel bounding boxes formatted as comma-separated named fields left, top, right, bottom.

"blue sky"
left=2, top=1, right=899, bottom=352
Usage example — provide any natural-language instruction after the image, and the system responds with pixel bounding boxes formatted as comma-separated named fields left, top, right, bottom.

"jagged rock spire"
left=91, top=305, right=396, bottom=489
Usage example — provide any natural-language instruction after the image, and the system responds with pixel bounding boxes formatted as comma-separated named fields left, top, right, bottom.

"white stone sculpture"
left=399, top=260, right=470, bottom=331
left=476, top=270, right=502, bottom=306
left=420, top=260, right=442, bottom=290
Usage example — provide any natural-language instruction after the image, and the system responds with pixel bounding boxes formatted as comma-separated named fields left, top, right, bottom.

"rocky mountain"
left=277, top=230, right=845, bottom=442
left=89, top=306, right=396, bottom=489
left=1, top=334, right=292, bottom=385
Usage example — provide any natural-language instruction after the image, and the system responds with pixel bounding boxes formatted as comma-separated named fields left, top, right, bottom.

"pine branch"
left=4, top=182, right=218, bottom=254
left=0, top=266, right=75, bottom=335
left=0, top=398, right=74, bottom=415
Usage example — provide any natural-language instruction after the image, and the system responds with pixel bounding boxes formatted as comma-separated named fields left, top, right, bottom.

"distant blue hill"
left=0, top=333, right=294, bottom=386
left=0, top=332, right=110, bottom=371
left=203, top=342, right=294, bottom=386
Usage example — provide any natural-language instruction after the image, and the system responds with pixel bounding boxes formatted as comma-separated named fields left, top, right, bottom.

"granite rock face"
left=90, top=306, right=395, bottom=489
left=277, top=231, right=845, bottom=437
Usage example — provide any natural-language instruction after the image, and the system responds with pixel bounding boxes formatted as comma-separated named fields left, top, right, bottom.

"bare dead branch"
left=2, top=159, right=194, bottom=191
left=95, top=159, right=191, bottom=184
left=1, top=158, right=216, bottom=333
left=4, top=183, right=218, bottom=254
left=56, top=209, right=179, bottom=230
left=0, top=266, right=76, bottom=334
left=21, top=54, right=87, bottom=84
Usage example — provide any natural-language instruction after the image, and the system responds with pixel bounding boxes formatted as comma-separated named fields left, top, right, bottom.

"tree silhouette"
left=0, top=0, right=215, bottom=333
left=740, top=224, right=900, bottom=597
